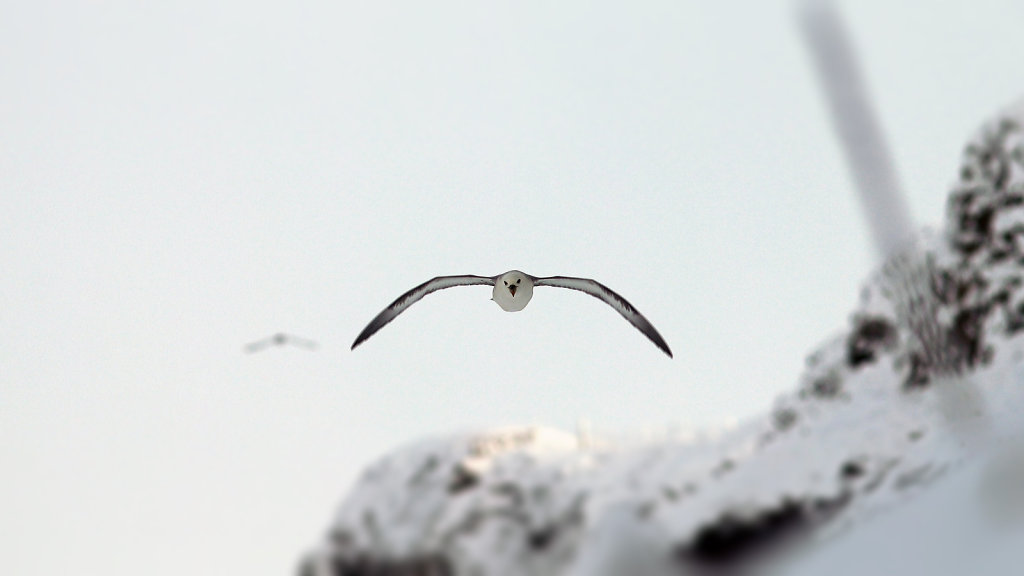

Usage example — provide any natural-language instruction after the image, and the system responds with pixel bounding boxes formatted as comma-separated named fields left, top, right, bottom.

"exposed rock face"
left=881, top=106, right=1024, bottom=389
left=300, top=101, right=1024, bottom=576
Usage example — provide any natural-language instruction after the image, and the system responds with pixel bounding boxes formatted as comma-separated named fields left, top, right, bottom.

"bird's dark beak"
left=509, top=285, right=517, bottom=297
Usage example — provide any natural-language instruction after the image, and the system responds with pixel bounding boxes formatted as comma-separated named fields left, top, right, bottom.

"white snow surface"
left=302, top=100, right=1024, bottom=575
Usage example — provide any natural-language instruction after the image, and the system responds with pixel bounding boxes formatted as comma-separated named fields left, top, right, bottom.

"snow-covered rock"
left=300, top=100, right=1024, bottom=576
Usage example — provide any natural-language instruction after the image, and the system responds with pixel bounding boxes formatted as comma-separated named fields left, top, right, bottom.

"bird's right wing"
left=244, top=338, right=272, bottom=354
left=533, top=276, right=673, bottom=357
left=286, top=335, right=319, bottom=350
left=352, top=275, right=496, bottom=349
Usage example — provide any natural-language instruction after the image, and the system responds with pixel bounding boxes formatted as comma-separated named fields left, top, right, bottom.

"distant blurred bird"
left=244, top=333, right=318, bottom=353
left=351, top=270, right=672, bottom=357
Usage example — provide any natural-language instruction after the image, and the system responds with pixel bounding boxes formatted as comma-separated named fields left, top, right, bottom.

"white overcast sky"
left=2, top=1, right=1023, bottom=574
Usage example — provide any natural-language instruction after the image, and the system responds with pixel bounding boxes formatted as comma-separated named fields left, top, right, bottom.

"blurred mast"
left=800, top=0, right=990, bottom=443
left=799, top=0, right=914, bottom=260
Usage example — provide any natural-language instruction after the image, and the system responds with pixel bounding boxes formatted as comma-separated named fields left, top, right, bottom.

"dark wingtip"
left=659, top=342, right=673, bottom=358
left=644, top=328, right=673, bottom=358
left=351, top=332, right=366, bottom=350
left=351, top=325, right=375, bottom=350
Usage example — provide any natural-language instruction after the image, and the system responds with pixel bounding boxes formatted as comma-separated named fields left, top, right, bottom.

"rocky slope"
left=300, top=100, right=1024, bottom=576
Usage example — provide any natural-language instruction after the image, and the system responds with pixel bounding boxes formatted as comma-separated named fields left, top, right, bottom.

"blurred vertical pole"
left=800, top=0, right=990, bottom=444
left=798, top=0, right=915, bottom=261
left=798, top=0, right=938, bottom=366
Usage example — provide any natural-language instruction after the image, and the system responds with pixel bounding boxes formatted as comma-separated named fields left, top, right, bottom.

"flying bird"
left=244, top=333, right=318, bottom=354
left=351, top=270, right=672, bottom=357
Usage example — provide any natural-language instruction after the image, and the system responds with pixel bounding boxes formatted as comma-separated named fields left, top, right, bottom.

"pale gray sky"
left=1, top=1, right=1022, bottom=574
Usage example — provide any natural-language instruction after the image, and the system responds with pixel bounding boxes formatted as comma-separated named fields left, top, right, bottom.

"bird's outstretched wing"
left=244, top=333, right=319, bottom=353
left=244, top=338, right=273, bottom=354
left=283, top=334, right=318, bottom=350
left=532, top=276, right=673, bottom=357
left=352, top=275, right=496, bottom=349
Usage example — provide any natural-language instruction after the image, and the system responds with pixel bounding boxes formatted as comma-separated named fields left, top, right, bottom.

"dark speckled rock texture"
left=300, top=101, right=1024, bottom=576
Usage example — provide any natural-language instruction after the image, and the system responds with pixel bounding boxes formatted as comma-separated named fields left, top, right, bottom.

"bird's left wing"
left=244, top=338, right=272, bottom=354
left=352, top=275, right=496, bottom=349
left=284, top=334, right=319, bottom=350
left=533, top=276, right=673, bottom=357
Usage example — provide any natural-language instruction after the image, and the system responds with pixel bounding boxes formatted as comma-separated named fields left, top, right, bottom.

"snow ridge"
left=300, top=101, right=1024, bottom=576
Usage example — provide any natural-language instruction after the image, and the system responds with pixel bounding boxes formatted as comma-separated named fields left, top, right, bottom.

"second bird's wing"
left=244, top=338, right=273, bottom=354
left=532, top=276, right=673, bottom=357
left=352, top=275, right=496, bottom=349
left=284, top=334, right=319, bottom=350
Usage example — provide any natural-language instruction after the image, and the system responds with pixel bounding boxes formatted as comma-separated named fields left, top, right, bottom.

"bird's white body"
left=492, top=270, right=533, bottom=312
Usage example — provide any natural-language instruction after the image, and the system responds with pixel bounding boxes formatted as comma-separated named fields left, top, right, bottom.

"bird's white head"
left=492, top=270, right=534, bottom=312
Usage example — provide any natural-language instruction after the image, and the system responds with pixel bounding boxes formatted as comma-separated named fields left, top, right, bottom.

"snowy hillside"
left=300, top=100, right=1024, bottom=575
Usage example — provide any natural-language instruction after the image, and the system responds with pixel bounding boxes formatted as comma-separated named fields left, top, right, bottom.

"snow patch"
left=300, top=103, right=1024, bottom=575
